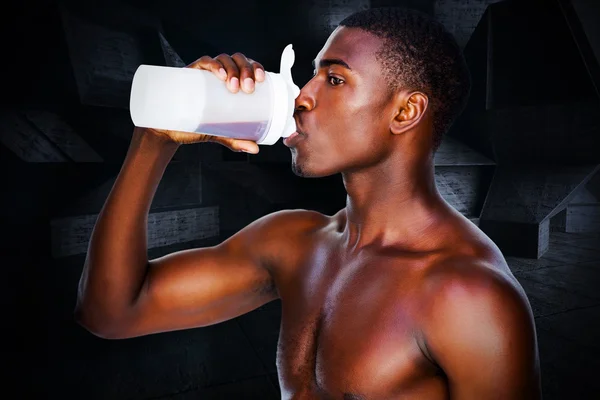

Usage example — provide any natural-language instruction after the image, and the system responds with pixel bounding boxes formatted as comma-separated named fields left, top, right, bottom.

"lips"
left=283, top=121, right=307, bottom=147
left=283, top=131, right=304, bottom=147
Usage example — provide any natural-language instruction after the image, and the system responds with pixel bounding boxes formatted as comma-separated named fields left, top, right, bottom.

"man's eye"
left=328, top=76, right=344, bottom=86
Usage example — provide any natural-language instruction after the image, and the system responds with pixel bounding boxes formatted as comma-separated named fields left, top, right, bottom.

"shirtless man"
left=75, top=7, right=542, bottom=400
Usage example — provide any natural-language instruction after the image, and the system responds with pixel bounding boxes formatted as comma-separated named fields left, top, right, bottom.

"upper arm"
left=422, top=265, right=541, bottom=399
left=117, top=209, right=314, bottom=338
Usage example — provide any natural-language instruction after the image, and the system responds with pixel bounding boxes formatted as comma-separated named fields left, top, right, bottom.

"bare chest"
left=274, top=248, right=446, bottom=399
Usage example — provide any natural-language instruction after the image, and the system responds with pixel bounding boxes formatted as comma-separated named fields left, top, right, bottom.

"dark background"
left=1, top=0, right=599, bottom=398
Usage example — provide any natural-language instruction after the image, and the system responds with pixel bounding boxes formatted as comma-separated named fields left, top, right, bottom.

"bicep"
left=424, top=269, right=541, bottom=399
left=119, top=232, right=278, bottom=338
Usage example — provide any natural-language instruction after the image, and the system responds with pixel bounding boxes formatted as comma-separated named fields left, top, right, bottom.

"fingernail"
left=219, top=68, right=227, bottom=79
left=230, top=77, right=239, bottom=91
left=243, top=77, right=254, bottom=92
left=256, top=69, right=265, bottom=81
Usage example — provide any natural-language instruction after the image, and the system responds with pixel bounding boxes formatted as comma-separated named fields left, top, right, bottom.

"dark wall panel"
left=2, top=1, right=599, bottom=399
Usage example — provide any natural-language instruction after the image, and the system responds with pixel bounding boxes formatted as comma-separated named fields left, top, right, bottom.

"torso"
left=268, top=208, right=515, bottom=399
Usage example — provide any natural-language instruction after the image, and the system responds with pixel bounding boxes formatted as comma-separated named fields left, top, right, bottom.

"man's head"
left=290, top=7, right=470, bottom=178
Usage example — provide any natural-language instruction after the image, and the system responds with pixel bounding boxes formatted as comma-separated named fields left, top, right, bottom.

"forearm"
left=75, top=127, right=180, bottom=332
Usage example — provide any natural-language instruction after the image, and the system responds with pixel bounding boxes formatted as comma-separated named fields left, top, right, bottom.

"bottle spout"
left=280, top=44, right=301, bottom=99
left=280, top=44, right=294, bottom=77
left=281, top=44, right=300, bottom=140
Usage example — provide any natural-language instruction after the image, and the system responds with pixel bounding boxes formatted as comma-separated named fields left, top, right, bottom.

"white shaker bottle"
left=129, top=44, right=301, bottom=145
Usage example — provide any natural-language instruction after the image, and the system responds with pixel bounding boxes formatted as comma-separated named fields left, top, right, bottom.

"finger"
left=186, top=56, right=227, bottom=81
left=248, top=59, right=266, bottom=83
left=232, top=53, right=255, bottom=93
left=215, top=54, right=241, bottom=93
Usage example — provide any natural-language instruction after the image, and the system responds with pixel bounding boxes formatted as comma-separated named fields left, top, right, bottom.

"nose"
left=294, top=81, right=315, bottom=113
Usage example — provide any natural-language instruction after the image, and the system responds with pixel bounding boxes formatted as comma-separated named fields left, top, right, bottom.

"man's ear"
left=390, top=91, right=429, bottom=135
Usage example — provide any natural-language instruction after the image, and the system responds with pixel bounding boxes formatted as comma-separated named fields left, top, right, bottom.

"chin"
left=290, top=154, right=338, bottom=178
left=290, top=160, right=315, bottom=178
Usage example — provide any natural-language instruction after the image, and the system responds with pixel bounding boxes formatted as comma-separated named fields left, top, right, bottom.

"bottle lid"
left=258, top=44, right=301, bottom=145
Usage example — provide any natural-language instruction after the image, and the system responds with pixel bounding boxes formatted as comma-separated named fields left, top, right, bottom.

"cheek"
left=340, top=104, right=385, bottom=142
left=312, top=89, right=386, bottom=146
left=339, top=106, right=391, bottom=160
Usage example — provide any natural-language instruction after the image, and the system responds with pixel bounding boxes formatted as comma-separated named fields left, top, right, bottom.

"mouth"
left=283, top=124, right=307, bottom=148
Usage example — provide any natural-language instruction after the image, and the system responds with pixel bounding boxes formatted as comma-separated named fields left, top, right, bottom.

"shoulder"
left=421, top=257, right=532, bottom=335
left=426, top=254, right=520, bottom=296
left=234, top=208, right=333, bottom=272
left=418, top=215, right=521, bottom=320
left=407, top=254, right=541, bottom=397
left=254, top=208, right=333, bottom=237
left=418, top=256, right=538, bottom=371
left=229, top=208, right=330, bottom=238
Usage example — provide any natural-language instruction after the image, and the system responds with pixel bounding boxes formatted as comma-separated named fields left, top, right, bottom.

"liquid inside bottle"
left=195, top=121, right=270, bottom=141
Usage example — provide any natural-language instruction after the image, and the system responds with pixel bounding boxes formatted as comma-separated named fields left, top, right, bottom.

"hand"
left=142, top=53, right=266, bottom=153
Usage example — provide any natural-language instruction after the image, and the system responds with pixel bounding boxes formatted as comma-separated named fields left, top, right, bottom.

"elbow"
left=74, top=304, right=130, bottom=340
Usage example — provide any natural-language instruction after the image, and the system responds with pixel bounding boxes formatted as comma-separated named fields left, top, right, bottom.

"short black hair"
left=339, top=7, right=471, bottom=151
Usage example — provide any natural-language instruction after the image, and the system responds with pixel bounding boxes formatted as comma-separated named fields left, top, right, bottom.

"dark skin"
left=75, top=27, right=542, bottom=399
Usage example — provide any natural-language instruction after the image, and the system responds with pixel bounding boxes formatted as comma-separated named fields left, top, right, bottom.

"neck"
left=341, top=149, right=449, bottom=253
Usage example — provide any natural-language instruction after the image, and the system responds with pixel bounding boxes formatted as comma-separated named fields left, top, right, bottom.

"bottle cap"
left=259, top=44, right=301, bottom=145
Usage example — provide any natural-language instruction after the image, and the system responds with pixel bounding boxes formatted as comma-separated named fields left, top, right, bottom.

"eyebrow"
left=312, top=58, right=352, bottom=71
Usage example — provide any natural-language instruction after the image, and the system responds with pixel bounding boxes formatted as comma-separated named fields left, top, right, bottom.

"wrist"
left=126, top=127, right=181, bottom=166
left=133, top=127, right=180, bottom=148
